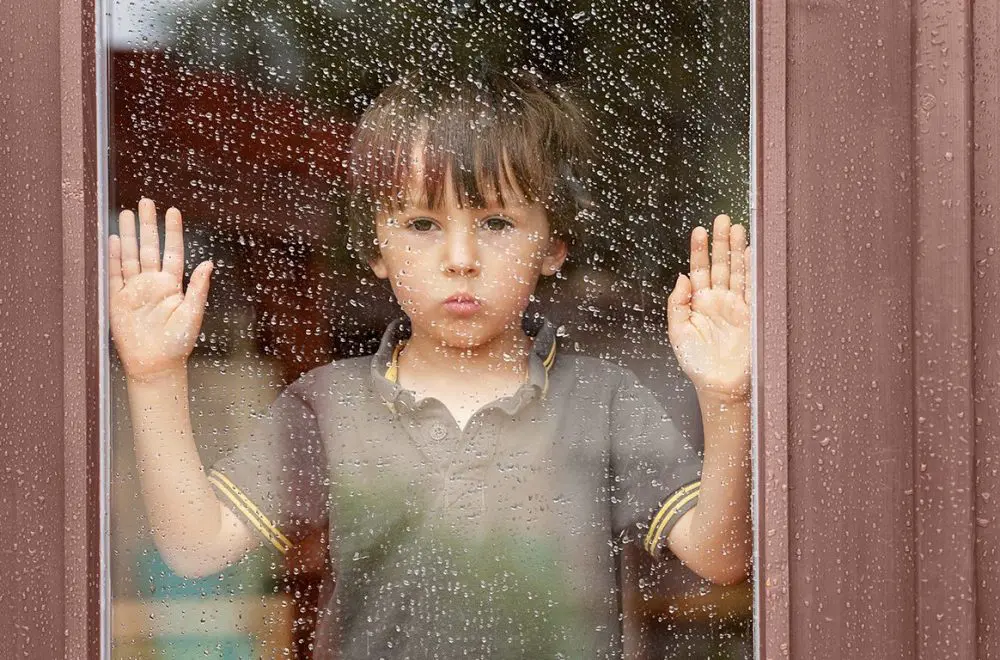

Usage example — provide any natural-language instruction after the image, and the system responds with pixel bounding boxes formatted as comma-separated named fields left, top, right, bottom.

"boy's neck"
left=396, top=323, right=532, bottom=386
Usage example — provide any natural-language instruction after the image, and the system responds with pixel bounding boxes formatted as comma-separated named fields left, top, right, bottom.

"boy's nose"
left=442, top=228, right=481, bottom=277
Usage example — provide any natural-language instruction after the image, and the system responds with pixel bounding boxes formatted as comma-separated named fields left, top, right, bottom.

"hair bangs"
left=352, top=99, right=554, bottom=218
left=346, top=67, right=591, bottom=260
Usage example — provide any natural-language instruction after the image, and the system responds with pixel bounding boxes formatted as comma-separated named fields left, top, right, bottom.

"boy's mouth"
left=442, top=294, right=481, bottom=317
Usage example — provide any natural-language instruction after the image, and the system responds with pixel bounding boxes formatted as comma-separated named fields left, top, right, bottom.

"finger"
left=666, top=273, right=693, bottom=344
left=744, top=246, right=752, bottom=306
left=108, top=234, right=124, bottom=293
left=730, top=223, right=747, bottom=298
left=118, top=209, right=140, bottom=281
left=161, top=207, right=185, bottom=280
left=731, top=221, right=748, bottom=252
left=710, top=215, right=731, bottom=289
left=138, top=197, right=161, bottom=273
left=689, top=226, right=711, bottom=292
left=180, top=260, right=214, bottom=319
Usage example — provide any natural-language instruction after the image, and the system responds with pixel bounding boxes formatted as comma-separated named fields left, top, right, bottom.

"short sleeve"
left=610, top=368, right=703, bottom=560
left=207, top=380, right=329, bottom=555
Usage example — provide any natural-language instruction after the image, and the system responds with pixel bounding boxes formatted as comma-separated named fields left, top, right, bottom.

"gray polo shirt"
left=208, top=317, right=703, bottom=659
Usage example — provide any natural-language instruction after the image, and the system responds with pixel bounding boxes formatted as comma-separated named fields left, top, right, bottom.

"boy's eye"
left=408, top=217, right=437, bottom=232
left=482, top=215, right=514, bottom=231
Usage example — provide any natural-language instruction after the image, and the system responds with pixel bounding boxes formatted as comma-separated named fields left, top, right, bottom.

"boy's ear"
left=368, top=255, right=389, bottom=279
left=541, top=238, right=568, bottom=276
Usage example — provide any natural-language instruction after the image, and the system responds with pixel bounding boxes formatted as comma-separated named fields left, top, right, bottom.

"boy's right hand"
left=109, top=198, right=214, bottom=383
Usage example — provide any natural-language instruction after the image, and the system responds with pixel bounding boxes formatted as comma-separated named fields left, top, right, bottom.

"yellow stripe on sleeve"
left=644, top=480, right=701, bottom=555
left=645, top=480, right=700, bottom=548
left=207, top=469, right=292, bottom=555
left=646, top=488, right=700, bottom=555
left=209, top=469, right=292, bottom=550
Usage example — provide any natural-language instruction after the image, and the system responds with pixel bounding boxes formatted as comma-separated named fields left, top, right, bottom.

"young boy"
left=109, top=68, right=752, bottom=659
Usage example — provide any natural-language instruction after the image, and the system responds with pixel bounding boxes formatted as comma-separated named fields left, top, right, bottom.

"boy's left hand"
left=667, top=214, right=751, bottom=402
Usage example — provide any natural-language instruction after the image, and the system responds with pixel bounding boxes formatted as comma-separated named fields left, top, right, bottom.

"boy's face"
left=368, top=153, right=567, bottom=349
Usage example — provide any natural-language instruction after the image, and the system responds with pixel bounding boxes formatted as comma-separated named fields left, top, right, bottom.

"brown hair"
left=345, top=66, right=593, bottom=262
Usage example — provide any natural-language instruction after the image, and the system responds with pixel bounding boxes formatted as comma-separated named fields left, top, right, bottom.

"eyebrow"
left=394, top=189, right=532, bottom=214
left=396, top=204, right=527, bottom=216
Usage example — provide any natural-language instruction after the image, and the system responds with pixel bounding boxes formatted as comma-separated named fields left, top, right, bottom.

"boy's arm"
left=665, top=392, right=752, bottom=585
left=664, top=214, right=752, bottom=585
left=110, top=199, right=258, bottom=578
left=128, top=368, right=260, bottom=578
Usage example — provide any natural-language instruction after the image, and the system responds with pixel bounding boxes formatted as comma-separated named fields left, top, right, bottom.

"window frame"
left=5, top=0, right=999, bottom=656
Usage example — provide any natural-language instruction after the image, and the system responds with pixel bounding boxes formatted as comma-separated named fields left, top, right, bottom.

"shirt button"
left=429, top=423, right=448, bottom=441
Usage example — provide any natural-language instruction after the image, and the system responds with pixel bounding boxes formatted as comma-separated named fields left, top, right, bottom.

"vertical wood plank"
left=912, top=0, right=976, bottom=657
left=759, top=0, right=919, bottom=656
left=973, top=1, right=1000, bottom=657
left=786, top=1, right=917, bottom=656
left=61, top=0, right=101, bottom=657
left=0, top=2, right=69, bottom=656
left=0, top=0, right=101, bottom=657
left=757, top=0, right=790, bottom=655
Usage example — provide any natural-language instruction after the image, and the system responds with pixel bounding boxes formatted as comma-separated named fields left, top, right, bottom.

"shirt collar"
left=370, top=315, right=559, bottom=415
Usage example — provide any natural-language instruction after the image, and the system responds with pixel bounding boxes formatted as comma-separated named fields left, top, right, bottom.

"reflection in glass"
left=107, top=1, right=751, bottom=657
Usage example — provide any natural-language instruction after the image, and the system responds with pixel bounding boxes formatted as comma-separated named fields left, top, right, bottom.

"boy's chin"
left=421, top=317, right=521, bottom=350
left=433, top=324, right=495, bottom=349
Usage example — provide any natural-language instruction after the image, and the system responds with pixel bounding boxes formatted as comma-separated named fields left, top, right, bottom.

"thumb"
left=666, top=272, right=692, bottom=339
left=182, top=260, right=214, bottom=316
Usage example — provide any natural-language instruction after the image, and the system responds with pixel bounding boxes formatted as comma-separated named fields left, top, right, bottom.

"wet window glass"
left=105, top=1, right=753, bottom=657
